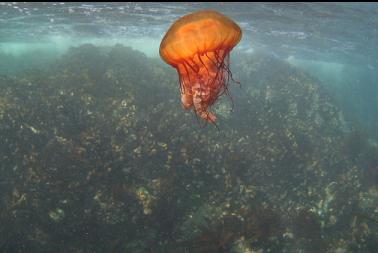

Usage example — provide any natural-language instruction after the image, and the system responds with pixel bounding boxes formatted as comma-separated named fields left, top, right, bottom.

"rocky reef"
left=0, top=44, right=377, bottom=253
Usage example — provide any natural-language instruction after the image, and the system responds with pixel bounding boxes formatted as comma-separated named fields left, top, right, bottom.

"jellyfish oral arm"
left=177, top=58, right=221, bottom=123
left=181, top=92, right=193, bottom=109
left=192, top=82, right=217, bottom=123
left=180, top=81, right=216, bottom=123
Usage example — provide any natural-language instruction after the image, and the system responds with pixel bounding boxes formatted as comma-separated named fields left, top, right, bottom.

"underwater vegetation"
left=0, top=44, right=377, bottom=253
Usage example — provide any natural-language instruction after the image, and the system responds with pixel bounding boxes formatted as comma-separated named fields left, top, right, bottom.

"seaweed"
left=0, top=44, right=376, bottom=252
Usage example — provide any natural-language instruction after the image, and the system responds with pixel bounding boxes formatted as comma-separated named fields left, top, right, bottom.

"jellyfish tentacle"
left=177, top=68, right=185, bottom=95
left=197, top=53, right=210, bottom=76
left=182, top=63, right=192, bottom=84
left=183, top=59, right=198, bottom=74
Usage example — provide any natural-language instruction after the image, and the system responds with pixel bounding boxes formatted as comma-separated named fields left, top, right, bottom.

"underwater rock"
left=0, top=44, right=375, bottom=253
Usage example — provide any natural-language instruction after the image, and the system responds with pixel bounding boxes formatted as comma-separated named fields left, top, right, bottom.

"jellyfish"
left=159, top=10, right=242, bottom=123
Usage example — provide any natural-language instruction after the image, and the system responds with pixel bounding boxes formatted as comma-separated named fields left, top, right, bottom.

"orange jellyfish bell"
left=159, top=9, right=242, bottom=123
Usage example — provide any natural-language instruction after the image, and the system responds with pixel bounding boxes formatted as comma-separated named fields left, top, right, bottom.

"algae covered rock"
left=0, top=44, right=376, bottom=252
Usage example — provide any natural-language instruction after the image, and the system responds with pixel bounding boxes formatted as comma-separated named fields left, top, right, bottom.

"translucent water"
left=0, top=3, right=377, bottom=253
